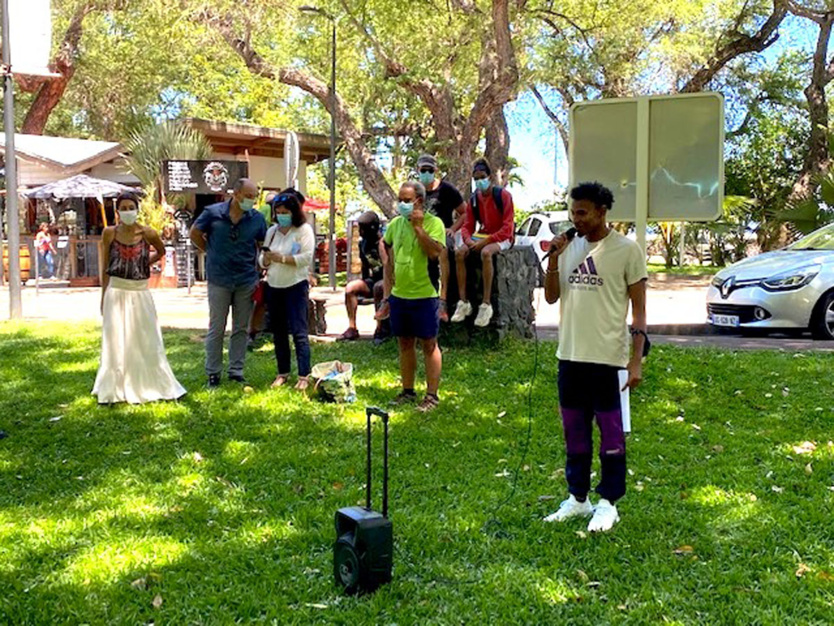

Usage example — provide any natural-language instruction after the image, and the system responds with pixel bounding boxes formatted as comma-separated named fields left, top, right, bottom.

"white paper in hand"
left=618, top=369, right=631, bottom=433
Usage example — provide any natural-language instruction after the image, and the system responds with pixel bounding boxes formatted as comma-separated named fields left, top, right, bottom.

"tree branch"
left=464, top=0, right=519, bottom=142
left=19, top=2, right=95, bottom=134
left=337, top=0, right=458, bottom=143
left=786, top=0, right=827, bottom=23
left=681, top=0, right=788, bottom=93
left=531, top=86, right=569, bottom=155
left=201, top=11, right=398, bottom=216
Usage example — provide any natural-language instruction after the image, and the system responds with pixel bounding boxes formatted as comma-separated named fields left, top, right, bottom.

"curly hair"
left=570, top=182, right=614, bottom=210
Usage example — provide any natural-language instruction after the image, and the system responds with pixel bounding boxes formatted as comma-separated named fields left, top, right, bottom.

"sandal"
left=416, top=393, right=440, bottom=413
left=271, top=375, right=289, bottom=388
left=389, top=389, right=418, bottom=406
left=337, top=327, right=360, bottom=342
left=294, top=376, right=310, bottom=391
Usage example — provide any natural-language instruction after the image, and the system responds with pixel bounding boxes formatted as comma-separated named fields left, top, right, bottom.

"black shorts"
left=389, top=296, right=440, bottom=340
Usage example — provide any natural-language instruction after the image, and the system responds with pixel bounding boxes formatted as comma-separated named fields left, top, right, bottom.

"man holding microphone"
left=543, top=182, right=648, bottom=533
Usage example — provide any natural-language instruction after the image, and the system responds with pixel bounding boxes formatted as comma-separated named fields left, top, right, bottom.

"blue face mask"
left=398, top=202, right=414, bottom=218
left=240, top=197, right=256, bottom=212
left=474, top=178, right=490, bottom=193
left=275, top=213, right=292, bottom=228
left=419, top=171, right=435, bottom=186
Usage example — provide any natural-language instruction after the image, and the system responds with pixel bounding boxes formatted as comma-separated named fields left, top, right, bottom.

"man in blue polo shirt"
left=190, top=178, right=267, bottom=387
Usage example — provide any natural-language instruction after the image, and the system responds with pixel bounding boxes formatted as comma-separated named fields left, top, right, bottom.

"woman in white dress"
left=259, top=188, right=315, bottom=390
left=92, top=192, right=186, bottom=404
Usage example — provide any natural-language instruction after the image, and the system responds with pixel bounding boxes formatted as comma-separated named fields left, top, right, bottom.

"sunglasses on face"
left=419, top=168, right=435, bottom=174
left=229, top=223, right=240, bottom=241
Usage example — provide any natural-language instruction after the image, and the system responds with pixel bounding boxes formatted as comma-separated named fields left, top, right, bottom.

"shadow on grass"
left=0, top=325, right=832, bottom=623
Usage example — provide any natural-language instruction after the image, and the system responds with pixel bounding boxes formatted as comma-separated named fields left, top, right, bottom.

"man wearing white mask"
left=190, top=178, right=267, bottom=388
left=380, top=181, right=446, bottom=412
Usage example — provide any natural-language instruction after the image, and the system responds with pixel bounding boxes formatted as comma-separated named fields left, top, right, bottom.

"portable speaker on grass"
left=333, top=406, right=393, bottom=594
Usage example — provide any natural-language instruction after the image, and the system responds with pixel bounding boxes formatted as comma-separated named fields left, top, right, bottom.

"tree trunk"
left=204, top=1, right=519, bottom=216
left=485, top=108, right=510, bottom=186
left=20, top=4, right=92, bottom=135
left=207, top=13, right=399, bottom=217
left=788, top=13, right=834, bottom=204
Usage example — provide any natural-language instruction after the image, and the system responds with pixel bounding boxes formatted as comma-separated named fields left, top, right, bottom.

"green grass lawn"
left=1, top=323, right=832, bottom=624
left=648, top=264, right=723, bottom=276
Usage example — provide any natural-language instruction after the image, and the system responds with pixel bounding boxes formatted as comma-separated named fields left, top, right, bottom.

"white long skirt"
left=92, top=277, right=187, bottom=404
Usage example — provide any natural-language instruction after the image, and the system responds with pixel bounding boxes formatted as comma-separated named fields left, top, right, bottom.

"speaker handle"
left=383, top=412, right=389, bottom=518
left=364, top=407, right=390, bottom=516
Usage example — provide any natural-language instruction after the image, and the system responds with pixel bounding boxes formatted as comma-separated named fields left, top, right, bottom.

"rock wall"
left=440, top=245, right=539, bottom=345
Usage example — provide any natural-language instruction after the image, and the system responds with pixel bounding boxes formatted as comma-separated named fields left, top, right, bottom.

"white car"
left=706, top=223, right=834, bottom=339
left=515, top=211, right=573, bottom=271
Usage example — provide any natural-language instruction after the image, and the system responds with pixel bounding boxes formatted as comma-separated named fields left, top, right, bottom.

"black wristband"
left=630, top=328, right=651, bottom=357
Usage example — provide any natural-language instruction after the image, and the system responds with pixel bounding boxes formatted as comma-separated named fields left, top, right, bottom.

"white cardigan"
left=258, top=222, right=315, bottom=288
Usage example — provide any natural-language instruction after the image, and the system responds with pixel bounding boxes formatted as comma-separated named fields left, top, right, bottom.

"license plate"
left=711, top=314, right=740, bottom=327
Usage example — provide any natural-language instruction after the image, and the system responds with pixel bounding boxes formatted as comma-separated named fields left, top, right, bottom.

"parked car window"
left=517, top=218, right=531, bottom=237
left=528, top=218, right=542, bottom=237
left=789, top=223, right=834, bottom=251
left=549, top=221, right=572, bottom=236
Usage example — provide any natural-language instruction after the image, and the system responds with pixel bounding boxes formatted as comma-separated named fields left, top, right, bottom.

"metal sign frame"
left=569, top=92, right=724, bottom=254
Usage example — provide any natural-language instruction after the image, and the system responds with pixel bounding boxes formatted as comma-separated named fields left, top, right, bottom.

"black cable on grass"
left=391, top=296, right=546, bottom=584
left=480, top=315, right=540, bottom=538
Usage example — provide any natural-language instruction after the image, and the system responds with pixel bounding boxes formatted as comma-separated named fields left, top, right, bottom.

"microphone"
left=544, top=227, right=576, bottom=259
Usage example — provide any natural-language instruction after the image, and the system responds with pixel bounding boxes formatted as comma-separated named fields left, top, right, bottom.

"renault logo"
left=720, top=276, right=735, bottom=299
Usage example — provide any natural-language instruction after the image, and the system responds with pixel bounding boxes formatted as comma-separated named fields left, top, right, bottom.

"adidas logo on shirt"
left=568, top=256, right=604, bottom=286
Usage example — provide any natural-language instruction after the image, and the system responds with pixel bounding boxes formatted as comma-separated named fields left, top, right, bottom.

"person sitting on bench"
left=338, top=211, right=389, bottom=343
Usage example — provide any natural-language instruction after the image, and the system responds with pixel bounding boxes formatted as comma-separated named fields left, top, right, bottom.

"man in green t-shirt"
left=378, top=181, right=446, bottom=412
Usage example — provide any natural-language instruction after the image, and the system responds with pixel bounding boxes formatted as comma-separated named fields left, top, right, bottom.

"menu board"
left=163, top=160, right=249, bottom=194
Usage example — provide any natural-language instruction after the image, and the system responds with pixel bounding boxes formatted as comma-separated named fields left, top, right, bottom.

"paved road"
left=1, top=276, right=832, bottom=351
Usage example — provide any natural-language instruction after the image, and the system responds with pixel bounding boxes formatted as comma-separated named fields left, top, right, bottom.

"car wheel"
left=811, top=292, right=834, bottom=340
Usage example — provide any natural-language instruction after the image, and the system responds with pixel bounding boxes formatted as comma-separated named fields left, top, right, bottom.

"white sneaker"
left=587, top=498, right=619, bottom=532
left=450, top=300, right=472, bottom=322
left=543, top=495, right=594, bottom=522
left=474, top=303, right=493, bottom=327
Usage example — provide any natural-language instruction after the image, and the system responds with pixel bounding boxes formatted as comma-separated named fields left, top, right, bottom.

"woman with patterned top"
left=92, top=192, right=186, bottom=404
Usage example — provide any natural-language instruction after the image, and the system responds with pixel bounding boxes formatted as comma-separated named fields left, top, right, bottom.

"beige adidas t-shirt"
left=557, top=229, right=648, bottom=368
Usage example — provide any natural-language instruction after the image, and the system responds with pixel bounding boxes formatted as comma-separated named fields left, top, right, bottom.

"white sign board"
left=569, top=93, right=724, bottom=222
left=9, top=0, right=55, bottom=77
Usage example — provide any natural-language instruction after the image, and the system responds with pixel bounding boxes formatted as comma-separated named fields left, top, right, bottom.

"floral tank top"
left=107, top=239, right=151, bottom=281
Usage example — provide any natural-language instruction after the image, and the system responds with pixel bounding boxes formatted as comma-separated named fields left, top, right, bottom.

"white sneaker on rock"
left=474, top=303, right=493, bottom=327
left=587, top=498, right=619, bottom=532
left=543, top=495, right=594, bottom=522
left=451, top=300, right=472, bottom=322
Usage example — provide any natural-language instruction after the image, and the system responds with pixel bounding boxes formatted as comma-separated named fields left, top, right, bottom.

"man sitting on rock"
left=450, top=157, right=515, bottom=327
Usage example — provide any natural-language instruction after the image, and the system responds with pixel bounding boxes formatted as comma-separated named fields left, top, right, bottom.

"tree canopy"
left=10, top=0, right=825, bottom=226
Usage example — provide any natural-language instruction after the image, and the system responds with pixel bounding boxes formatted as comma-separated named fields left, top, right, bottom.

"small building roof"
left=0, top=134, right=123, bottom=171
left=184, top=118, right=334, bottom=163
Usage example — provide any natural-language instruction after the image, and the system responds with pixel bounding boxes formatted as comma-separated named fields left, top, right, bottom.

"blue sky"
left=505, top=14, right=817, bottom=210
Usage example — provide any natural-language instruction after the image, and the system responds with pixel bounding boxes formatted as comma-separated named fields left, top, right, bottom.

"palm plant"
left=123, top=121, right=213, bottom=233
left=776, top=170, right=834, bottom=237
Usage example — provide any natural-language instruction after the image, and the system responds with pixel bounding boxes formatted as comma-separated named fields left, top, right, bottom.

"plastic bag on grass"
left=310, top=360, right=356, bottom=403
